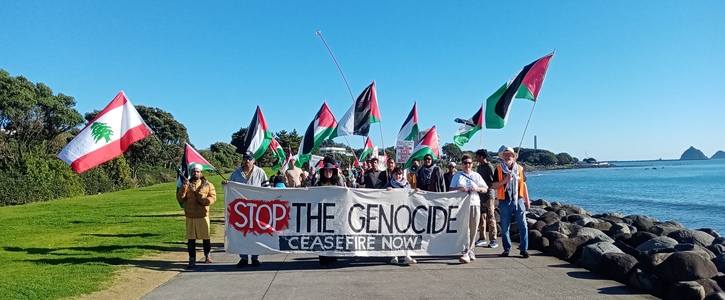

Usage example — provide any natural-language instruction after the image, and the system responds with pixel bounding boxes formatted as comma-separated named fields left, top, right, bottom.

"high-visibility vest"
left=495, top=164, right=529, bottom=201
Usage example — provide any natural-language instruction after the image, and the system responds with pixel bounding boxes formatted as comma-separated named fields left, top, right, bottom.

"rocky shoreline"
left=515, top=199, right=725, bottom=299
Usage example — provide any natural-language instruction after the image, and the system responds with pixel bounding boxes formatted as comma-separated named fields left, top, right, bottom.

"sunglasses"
left=462, top=161, right=473, bottom=165
left=244, top=157, right=254, bottom=161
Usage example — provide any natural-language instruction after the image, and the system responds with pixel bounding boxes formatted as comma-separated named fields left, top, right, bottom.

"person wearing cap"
left=284, top=158, right=303, bottom=187
left=417, top=154, right=446, bottom=192
left=474, top=149, right=498, bottom=249
left=443, top=161, right=457, bottom=189
left=315, top=161, right=344, bottom=267
left=223, top=152, right=268, bottom=267
left=492, top=146, right=530, bottom=258
left=177, top=163, right=217, bottom=268
left=406, top=158, right=420, bottom=189
left=449, top=154, right=488, bottom=263
left=363, top=157, right=381, bottom=188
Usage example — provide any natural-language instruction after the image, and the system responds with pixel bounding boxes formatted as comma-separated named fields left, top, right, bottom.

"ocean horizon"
left=526, top=159, right=725, bottom=234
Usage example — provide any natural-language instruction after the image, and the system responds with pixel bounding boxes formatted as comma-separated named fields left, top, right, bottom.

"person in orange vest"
left=492, top=146, right=530, bottom=258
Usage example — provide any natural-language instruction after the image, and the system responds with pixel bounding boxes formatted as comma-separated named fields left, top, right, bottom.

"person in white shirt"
left=449, top=154, right=488, bottom=263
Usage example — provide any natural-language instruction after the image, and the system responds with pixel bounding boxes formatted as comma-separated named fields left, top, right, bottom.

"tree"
left=275, top=130, right=302, bottom=153
left=442, top=143, right=462, bottom=161
left=556, top=153, right=574, bottom=165
left=230, top=127, right=248, bottom=154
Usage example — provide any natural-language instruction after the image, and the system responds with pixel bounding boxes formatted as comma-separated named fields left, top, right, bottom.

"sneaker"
left=186, top=261, right=196, bottom=269
left=468, top=251, right=476, bottom=261
left=458, top=255, right=470, bottom=263
left=251, top=259, right=261, bottom=267
left=390, top=256, right=399, bottom=264
left=204, top=256, right=212, bottom=264
left=403, top=256, right=417, bottom=265
left=488, top=241, right=499, bottom=248
left=236, top=259, right=248, bottom=268
left=475, top=239, right=488, bottom=247
left=499, top=250, right=510, bottom=257
left=520, top=250, right=530, bottom=258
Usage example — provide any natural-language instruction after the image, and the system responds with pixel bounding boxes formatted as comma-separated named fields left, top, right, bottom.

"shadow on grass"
left=27, top=256, right=187, bottom=271
left=4, top=244, right=184, bottom=256
left=84, top=233, right=160, bottom=238
left=132, top=213, right=184, bottom=218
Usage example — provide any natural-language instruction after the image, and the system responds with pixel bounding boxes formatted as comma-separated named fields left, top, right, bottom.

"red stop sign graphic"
left=228, top=199, right=290, bottom=236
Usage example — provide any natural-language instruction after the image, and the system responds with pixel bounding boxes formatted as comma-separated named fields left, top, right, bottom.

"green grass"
left=0, top=173, right=228, bottom=300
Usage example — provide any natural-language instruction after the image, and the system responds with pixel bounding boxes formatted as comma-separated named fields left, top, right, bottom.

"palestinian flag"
left=404, top=126, right=440, bottom=169
left=453, top=104, right=484, bottom=147
left=396, top=102, right=419, bottom=141
left=296, top=102, right=337, bottom=166
left=269, top=137, right=286, bottom=171
left=485, top=52, right=554, bottom=129
left=358, top=137, right=374, bottom=162
left=58, top=91, right=152, bottom=173
left=176, top=143, right=216, bottom=208
left=242, top=106, right=274, bottom=159
left=330, top=80, right=382, bottom=138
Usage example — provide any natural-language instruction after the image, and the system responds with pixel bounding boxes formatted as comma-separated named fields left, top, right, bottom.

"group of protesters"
left=176, top=145, right=530, bottom=269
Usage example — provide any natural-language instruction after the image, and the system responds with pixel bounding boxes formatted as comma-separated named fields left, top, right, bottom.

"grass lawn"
left=0, top=172, right=234, bottom=300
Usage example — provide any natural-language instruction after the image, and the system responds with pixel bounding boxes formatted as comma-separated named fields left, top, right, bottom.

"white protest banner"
left=395, top=140, right=414, bottom=164
left=223, top=183, right=471, bottom=256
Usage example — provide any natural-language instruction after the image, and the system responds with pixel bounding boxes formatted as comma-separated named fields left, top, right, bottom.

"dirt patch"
left=74, top=218, right=225, bottom=300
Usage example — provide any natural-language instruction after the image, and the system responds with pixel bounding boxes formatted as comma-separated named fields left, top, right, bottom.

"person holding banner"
left=417, top=154, right=446, bottom=192
left=363, top=158, right=381, bottom=188
left=176, top=163, right=216, bottom=269
left=223, top=152, right=268, bottom=268
left=315, top=162, right=344, bottom=267
left=492, top=146, right=530, bottom=258
left=377, top=157, right=396, bottom=188
left=449, top=154, right=488, bottom=263
left=384, top=167, right=418, bottom=265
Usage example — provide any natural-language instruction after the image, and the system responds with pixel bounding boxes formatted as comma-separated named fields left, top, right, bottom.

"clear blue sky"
left=2, top=1, right=723, bottom=161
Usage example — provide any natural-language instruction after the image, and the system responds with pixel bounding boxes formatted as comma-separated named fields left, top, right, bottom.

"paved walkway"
left=142, top=244, right=655, bottom=300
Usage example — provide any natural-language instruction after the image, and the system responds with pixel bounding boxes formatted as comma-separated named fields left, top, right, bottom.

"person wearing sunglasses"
left=223, top=152, right=268, bottom=268
left=449, top=154, right=488, bottom=263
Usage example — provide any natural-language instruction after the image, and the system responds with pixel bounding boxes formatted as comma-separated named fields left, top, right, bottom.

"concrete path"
left=143, top=245, right=655, bottom=300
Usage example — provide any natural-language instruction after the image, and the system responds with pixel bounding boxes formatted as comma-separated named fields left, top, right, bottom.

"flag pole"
left=479, top=102, right=484, bottom=148
left=215, top=170, right=227, bottom=180
left=516, top=101, right=538, bottom=157
left=316, top=31, right=355, bottom=103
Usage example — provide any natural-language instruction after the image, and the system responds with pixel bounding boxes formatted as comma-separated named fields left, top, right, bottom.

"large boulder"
left=697, top=279, right=724, bottom=295
left=538, top=211, right=560, bottom=225
left=530, top=199, right=551, bottom=208
left=542, top=221, right=581, bottom=236
left=639, top=252, right=673, bottom=275
left=528, top=230, right=547, bottom=251
left=543, top=231, right=568, bottom=242
left=557, top=204, right=589, bottom=216
left=649, top=223, right=683, bottom=236
left=526, top=207, right=548, bottom=219
left=707, top=244, right=725, bottom=256
left=716, top=275, right=725, bottom=293
left=654, top=251, right=719, bottom=283
left=713, top=237, right=725, bottom=246
left=635, top=236, right=678, bottom=253
left=713, top=254, right=725, bottom=273
left=548, top=235, right=595, bottom=261
left=698, top=228, right=721, bottom=238
left=669, top=229, right=717, bottom=248
left=586, top=221, right=613, bottom=233
left=613, top=239, right=641, bottom=258
left=628, top=231, right=658, bottom=248
left=532, top=220, right=547, bottom=232
left=629, top=268, right=665, bottom=298
left=599, top=252, right=638, bottom=284
left=666, top=281, right=706, bottom=300
left=571, top=227, right=614, bottom=243
left=581, top=242, right=624, bottom=272
left=624, top=215, right=658, bottom=232
left=609, top=222, right=631, bottom=236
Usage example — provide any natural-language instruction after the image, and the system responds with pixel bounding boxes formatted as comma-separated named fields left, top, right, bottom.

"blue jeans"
left=240, top=254, right=258, bottom=260
left=499, top=198, right=528, bottom=251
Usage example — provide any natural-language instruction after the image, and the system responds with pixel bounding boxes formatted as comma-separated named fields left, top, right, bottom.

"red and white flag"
left=58, top=91, right=152, bottom=173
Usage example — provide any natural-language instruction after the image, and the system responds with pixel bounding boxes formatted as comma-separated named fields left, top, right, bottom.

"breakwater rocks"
left=522, top=199, right=725, bottom=299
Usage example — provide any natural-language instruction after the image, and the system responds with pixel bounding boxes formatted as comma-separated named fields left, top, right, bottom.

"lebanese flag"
left=269, top=137, right=287, bottom=171
left=58, top=91, right=152, bottom=173
left=485, top=52, right=554, bottom=129
left=331, top=80, right=382, bottom=138
left=358, top=136, right=374, bottom=162
left=396, top=102, right=419, bottom=141
left=453, top=104, right=484, bottom=147
left=243, top=106, right=273, bottom=160
left=296, top=102, right=337, bottom=166
left=404, top=126, right=440, bottom=169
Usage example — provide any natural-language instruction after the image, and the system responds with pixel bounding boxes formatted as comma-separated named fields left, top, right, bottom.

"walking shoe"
left=204, top=256, right=212, bottom=264
left=475, top=239, right=488, bottom=247
left=403, top=256, right=417, bottom=265
left=499, top=250, right=510, bottom=257
left=186, top=261, right=196, bottom=269
left=458, top=254, right=470, bottom=263
left=520, top=250, right=530, bottom=258
left=251, top=258, right=261, bottom=266
left=468, top=251, right=476, bottom=261
left=488, top=241, right=499, bottom=248
left=390, top=256, right=399, bottom=264
left=236, top=259, right=248, bottom=268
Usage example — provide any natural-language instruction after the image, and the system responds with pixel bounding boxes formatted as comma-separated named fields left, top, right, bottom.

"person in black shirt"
left=474, top=149, right=498, bottom=248
left=416, top=154, right=446, bottom=192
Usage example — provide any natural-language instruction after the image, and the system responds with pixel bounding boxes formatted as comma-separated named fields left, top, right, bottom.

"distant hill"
left=712, top=150, right=725, bottom=159
left=680, top=146, right=709, bottom=160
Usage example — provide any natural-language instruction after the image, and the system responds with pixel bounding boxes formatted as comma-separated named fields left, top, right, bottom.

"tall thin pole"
left=516, top=101, right=538, bottom=157
left=316, top=31, right=355, bottom=103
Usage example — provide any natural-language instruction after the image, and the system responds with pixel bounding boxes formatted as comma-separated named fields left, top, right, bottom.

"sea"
left=526, top=159, right=725, bottom=234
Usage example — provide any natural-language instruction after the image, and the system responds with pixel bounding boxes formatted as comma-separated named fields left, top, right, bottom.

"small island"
left=712, top=150, right=725, bottom=160
left=680, top=146, right=709, bottom=160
